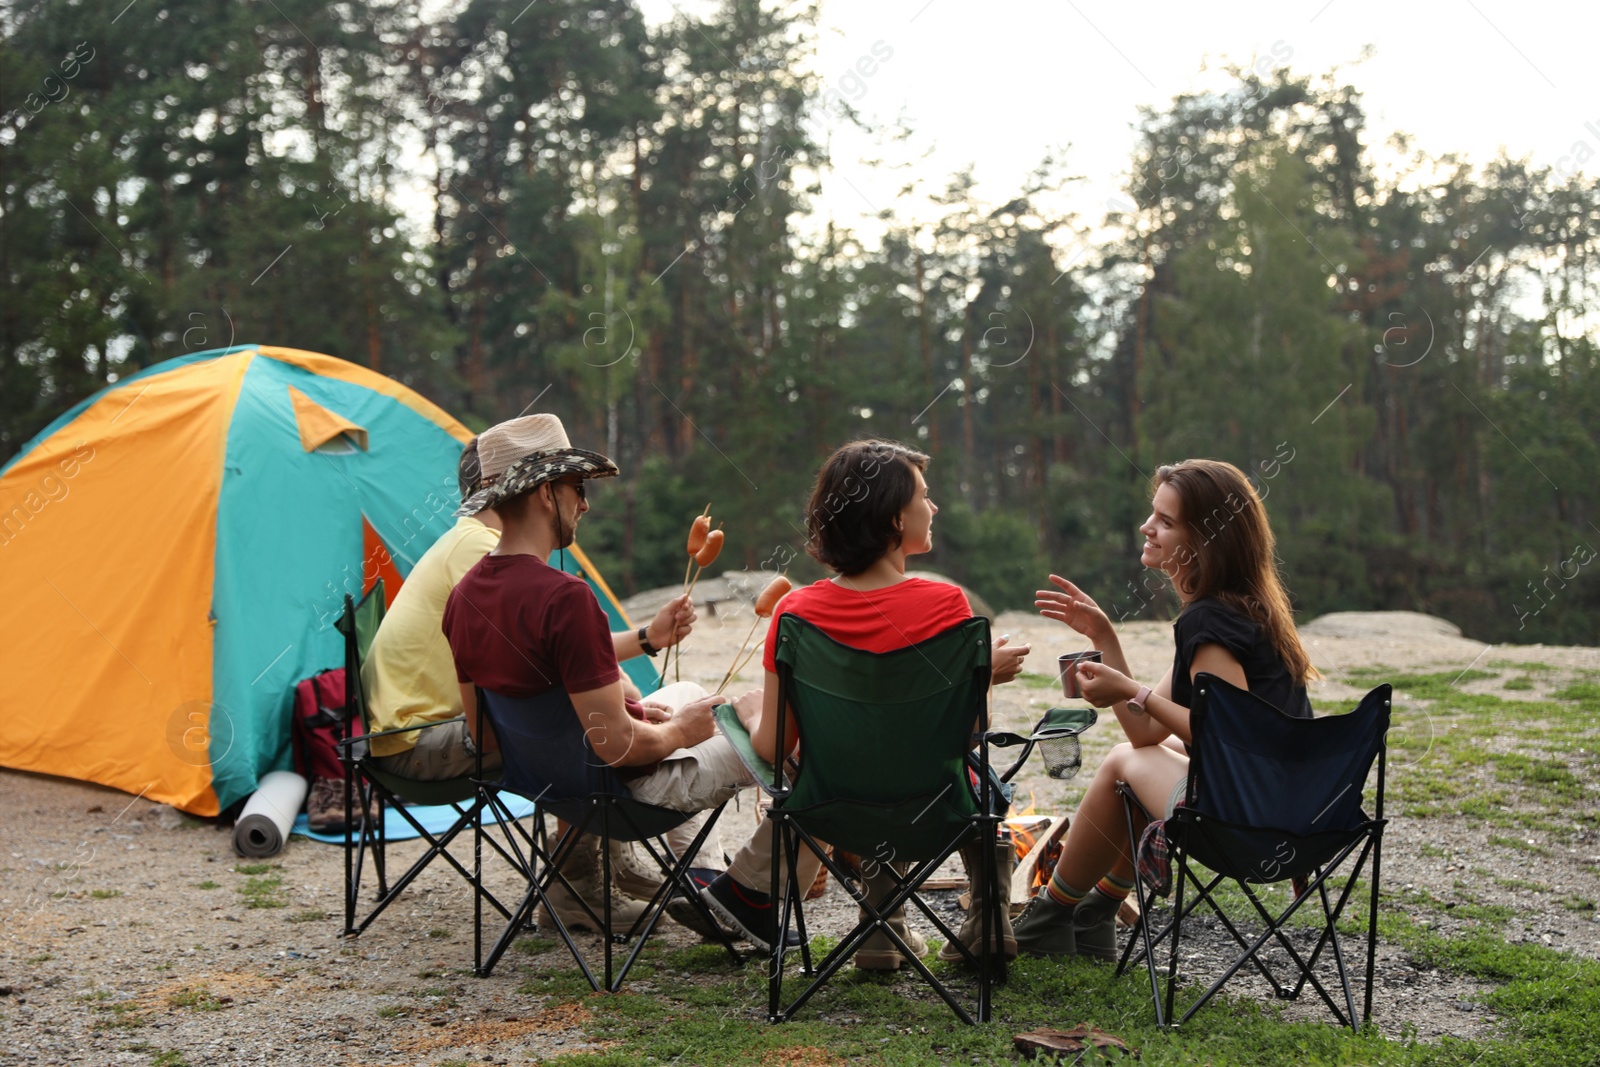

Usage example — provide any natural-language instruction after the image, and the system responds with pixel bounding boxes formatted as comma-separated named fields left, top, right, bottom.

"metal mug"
left=1058, top=650, right=1103, bottom=700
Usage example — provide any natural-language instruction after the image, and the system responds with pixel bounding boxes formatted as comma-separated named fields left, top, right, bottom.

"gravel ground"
left=3, top=595, right=1597, bottom=1065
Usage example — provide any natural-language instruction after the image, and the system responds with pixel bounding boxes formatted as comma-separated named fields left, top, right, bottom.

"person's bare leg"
left=1049, top=742, right=1187, bottom=899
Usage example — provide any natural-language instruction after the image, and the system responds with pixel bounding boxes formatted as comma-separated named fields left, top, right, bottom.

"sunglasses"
left=554, top=478, right=587, bottom=501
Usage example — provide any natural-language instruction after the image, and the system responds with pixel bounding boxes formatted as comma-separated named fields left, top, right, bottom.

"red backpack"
left=291, top=669, right=363, bottom=781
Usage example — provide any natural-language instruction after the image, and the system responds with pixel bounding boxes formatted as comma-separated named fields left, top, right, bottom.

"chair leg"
left=1364, top=826, right=1383, bottom=1027
left=1119, top=788, right=1165, bottom=1027
left=1165, top=853, right=1186, bottom=1027
left=602, top=803, right=615, bottom=991
left=767, top=810, right=785, bottom=1023
left=474, top=787, right=484, bottom=976
left=1319, top=877, right=1359, bottom=1031
left=342, top=771, right=355, bottom=937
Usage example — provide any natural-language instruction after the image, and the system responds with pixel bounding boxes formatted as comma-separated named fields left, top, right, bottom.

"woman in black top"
left=1014, top=458, right=1317, bottom=959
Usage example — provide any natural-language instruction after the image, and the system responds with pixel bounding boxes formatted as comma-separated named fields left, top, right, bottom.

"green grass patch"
left=1488, top=659, right=1555, bottom=673
left=287, top=908, right=329, bottom=923
left=1490, top=753, right=1585, bottom=800
left=232, top=862, right=274, bottom=875
left=1502, top=676, right=1536, bottom=691
left=235, top=876, right=286, bottom=908
left=91, top=1000, right=146, bottom=1030
left=1552, top=681, right=1600, bottom=705
left=1493, top=876, right=1551, bottom=893
left=376, top=1005, right=407, bottom=1019
left=151, top=1052, right=190, bottom=1067
left=1487, top=834, right=1549, bottom=855
left=428, top=926, right=451, bottom=939
left=166, top=985, right=226, bottom=1011
left=89, top=888, right=121, bottom=899
left=514, top=936, right=559, bottom=956
left=194, top=880, right=219, bottom=890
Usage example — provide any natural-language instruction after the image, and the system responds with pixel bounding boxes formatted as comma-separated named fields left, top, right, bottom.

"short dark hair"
left=804, top=439, right=930, bottom=576
left=458, top=438, right=482, bottom=501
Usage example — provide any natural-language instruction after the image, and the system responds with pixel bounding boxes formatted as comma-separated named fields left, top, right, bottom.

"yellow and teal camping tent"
left=0, top=345, right=653, bottom=815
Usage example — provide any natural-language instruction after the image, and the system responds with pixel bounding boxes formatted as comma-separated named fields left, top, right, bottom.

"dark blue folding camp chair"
left=1116, top=673, right=1391, bottom=1030
left=470, top=687, right=740, bottom=992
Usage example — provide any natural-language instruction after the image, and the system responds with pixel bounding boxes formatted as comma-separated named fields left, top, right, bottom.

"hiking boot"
left=663, top=867, right=732, bottom=939
left=537, top=833, right=650, bottom=935
left=701, top=872, right=802, bottom=952
left=855, top=861, right=928, bottom=971
left=305, top=777, right=375, bottom=834
left=1072, top=887, right=1122, bottom=961
left=609, top=839, right=667, bottom=902
left=938, top=839, right=1017, bottom=964
left=1012, top=890, right=1078, bottom=958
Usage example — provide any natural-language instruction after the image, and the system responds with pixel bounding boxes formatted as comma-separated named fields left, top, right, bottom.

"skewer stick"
left=728, top=639, right=765, bottom=687
left=716, top=615, right=763, bottom=693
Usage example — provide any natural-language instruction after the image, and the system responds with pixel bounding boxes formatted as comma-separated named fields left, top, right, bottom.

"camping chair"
left=714, top=614, right=1021, bottom=1025
left=1115, top=673, right=1391, bottom=1030
left=335, top=585, right=517, bottom=939
left=470, top=686, right=742, bottom=992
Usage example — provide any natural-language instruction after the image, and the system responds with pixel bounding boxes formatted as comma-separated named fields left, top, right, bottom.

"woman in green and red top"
left=1016, top=458, right=1317, bottom=960
left=701, top=440, right=1031, bottom=969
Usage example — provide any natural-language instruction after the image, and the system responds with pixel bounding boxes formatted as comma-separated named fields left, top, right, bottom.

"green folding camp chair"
left=335, top=583, right=518, bottom=939
left=714, top=613, right=1012, bottom=1024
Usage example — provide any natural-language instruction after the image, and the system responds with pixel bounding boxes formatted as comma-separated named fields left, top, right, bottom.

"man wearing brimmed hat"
left=445, top=413, right=760, bottom=935
left=359, top=416, right=706, bottom=930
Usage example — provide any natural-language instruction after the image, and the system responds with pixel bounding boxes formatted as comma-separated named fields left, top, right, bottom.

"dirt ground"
left=3, top=587, right=1597, bottom=1065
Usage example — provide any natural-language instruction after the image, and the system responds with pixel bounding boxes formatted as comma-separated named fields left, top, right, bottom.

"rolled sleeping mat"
left=231, top=770, right=309, bottom=858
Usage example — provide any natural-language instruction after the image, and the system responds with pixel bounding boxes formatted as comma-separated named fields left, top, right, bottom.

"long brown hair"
left=1154, top=459, right=1317, bottom=684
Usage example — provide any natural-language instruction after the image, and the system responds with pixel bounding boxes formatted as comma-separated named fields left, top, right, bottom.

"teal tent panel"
left=208, top=354, right=465, bottom=810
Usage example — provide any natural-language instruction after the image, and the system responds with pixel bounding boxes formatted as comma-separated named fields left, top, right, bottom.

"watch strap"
left=637, top=625, right=660, bottom=657
left=1128, top=684, right=1153, bottom=713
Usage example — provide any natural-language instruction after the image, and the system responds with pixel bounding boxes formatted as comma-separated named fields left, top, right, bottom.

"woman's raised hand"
left=1035, top=574, right=1112, bottom=642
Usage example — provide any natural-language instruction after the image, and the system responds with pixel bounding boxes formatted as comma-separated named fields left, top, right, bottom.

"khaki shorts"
left=626, top=734, right=757, bottom=812
left=622, top=681, right=757, bottom=813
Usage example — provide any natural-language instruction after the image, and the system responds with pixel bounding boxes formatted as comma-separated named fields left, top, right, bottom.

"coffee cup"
left=1058, top=650, right=1103, bottom=700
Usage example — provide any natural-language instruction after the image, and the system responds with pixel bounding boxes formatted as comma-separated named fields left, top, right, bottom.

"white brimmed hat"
left=456, top=414, right=618, bottom=516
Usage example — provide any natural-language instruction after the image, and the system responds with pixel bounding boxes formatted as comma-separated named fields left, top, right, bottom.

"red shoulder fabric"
left=761, top=577, right=972, bottom=672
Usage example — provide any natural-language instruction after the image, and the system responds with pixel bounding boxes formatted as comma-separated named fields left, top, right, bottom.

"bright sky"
left=639, top=0, right=1600, bottom=245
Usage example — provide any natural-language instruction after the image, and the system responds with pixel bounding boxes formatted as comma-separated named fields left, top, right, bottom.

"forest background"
left=4, top=0, right=1597, bottom=645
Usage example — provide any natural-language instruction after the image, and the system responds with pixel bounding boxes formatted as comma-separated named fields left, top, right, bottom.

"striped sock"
left=1044, top=875, right=1087, bottom=908
left=1094, top=873, right=1133, bottom=902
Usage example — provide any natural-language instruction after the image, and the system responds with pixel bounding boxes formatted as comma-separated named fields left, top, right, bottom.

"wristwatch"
left=637, top=625, right=660, bottom=657
left=1127, top=684, right=1152, bottom=714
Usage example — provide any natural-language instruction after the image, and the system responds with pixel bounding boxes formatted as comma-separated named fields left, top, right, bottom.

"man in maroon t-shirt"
left=444, top=414, right=787, bottom=944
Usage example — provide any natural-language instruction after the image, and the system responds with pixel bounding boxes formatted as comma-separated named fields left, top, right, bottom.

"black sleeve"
left=1174, top=601, right=1258, bottom=674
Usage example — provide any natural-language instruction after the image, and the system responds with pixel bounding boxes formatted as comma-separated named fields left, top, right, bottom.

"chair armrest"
left=713, top=704, right=789, bottom=798
left=336, top=718, right=460, bottom=749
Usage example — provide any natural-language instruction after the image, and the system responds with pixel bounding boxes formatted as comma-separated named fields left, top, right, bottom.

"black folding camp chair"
left=1115, top=673, right=1391, bottom=1030
left=714, top=614, right=1029, bottom=1024
left=470, top=686, right=741, bottom=992
left=335, top=584, right=516, bottom=939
